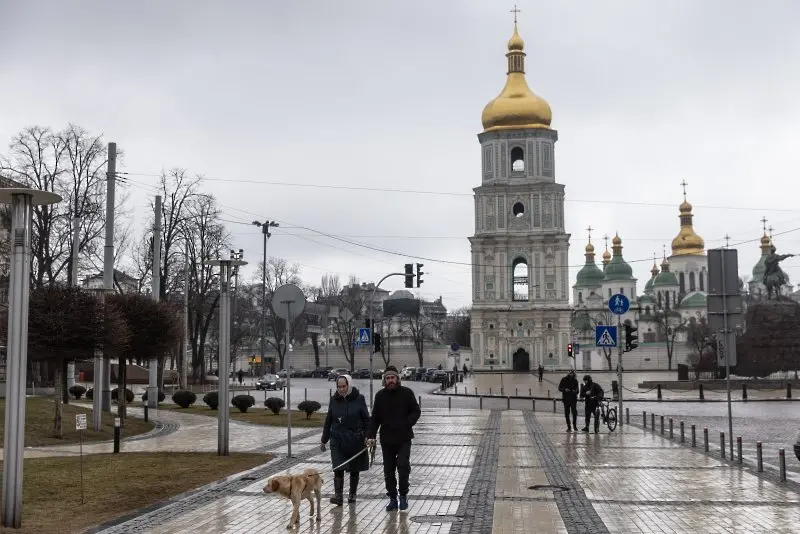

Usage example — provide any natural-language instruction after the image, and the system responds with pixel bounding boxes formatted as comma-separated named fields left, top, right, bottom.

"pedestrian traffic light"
left=416, top=263, right=424, bottom=287
left=373, top=333, right=382, bottom=353
left=567, top=343, right=573, bottom=358
left=404, top=263, right=414, bottom=288
left=624, top=324, right=639, bottom=352
left=365, top=319, right=371, bottom=329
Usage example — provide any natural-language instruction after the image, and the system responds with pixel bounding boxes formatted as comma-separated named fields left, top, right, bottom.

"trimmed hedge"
left=232, top=394, right=256, bottom=413
left=86, top=388, right=93, bottom=400
left=265, top=397, right=285, bottom=415
left=203, top=391, right=219, bottom=410
left=297, top=400, right=322, bottom=419
left=172, top=390, right=197, bottom=408
left=69, top=384, right=87, bottom=400
left=111, top=388, right=135, bottom=403
left=141, top=389, right=166, bottom=403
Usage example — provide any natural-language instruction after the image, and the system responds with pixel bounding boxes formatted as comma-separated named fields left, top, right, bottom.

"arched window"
left=689, top=272, right=696, bottom=292
left=679, top=272, right=685, bottom=294
left=645, top=305, right=651, bottom=315
left=512, top=258, right=529, bottom=301
left=657, top=292, right=662, bottom=309
left=511, top=146, right=524, bottom=172
left=699, top=272, right=705, bottom=291
left=578, top=292, right=583, bottom=303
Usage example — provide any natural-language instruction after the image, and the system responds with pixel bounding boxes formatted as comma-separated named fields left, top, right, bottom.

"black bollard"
left=788, top=383, right=792, bottom=399
left=113, top=417, right=121, bottom=453
left=507, top=396, right=511, bottom=409
left=742, top=384, right=748, bottom=400
left=720, top=432, right=726, bottom=459
left=657, top=384, right=662, bottom=401
left=448, top=397, right=451, bottom=410
left=529, top=388, right=532, bottom=396
left=643, top=411, right=647, bottom=428
left=553, top=398, right=557, bottom=412
left=144, top=404, right=148, bottom=422
left=515, top=388, right=518, bottom=396
left=489, top=387, right=492, bottom=396
left=699, top=384, right=704, bottom=400
left=480, top=396, right=483, bottom=410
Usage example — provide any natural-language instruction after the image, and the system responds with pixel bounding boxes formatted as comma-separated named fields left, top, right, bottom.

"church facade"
left=469, top=22, right=572, bottom=371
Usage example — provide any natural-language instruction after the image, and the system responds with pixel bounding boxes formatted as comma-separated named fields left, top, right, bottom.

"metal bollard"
left=113, top=417, right=121, bottom=453
left=448, top=397, right=451, bottom=410
left=626, top=408, right=629, bottom=424
left=529, top=388, right=532, bottom=396
left=475, top=387, right=477, bottom=396
left=720, top=432, right=726, bottom=459
left=704, top=428, right=709, bottom=452
left=757, top=442, right=763, bottom=472
left=501, top=388, right=504, bottom=396
left=643, top=411, right=647, bottom=428
left=515, top=388, right=518, bottom=396
left=680, top=421, right=685, bottom=443
left=788, top=383, right=792, bottom=399
left=669, top=418, right=673, bottom=439
left=532, top=399, right=536, bottom=411
left=691, top=425, right=696, bottom=447
left=737, top=437, right=742, bottom=464
left=507, top=396, right=511, bottom=409
left=144, top=404, right=148, bottom=422
left=480, top=396, right=483, bottom=410
left=553, top=398, right=557, bottom=412
left=742, top=384, right=748, bottom=400
left=657, top=384, right=662, bottom=400
left=660, top=415, right=664, bottom=435
left=455, top=385, right=458, bottom=394
left=651, top=413, right=655, bottom=430
left=780, top=448, right=787, bottom=481
left=699, top=384, right=704, bottom=400
left=304, top=387, right=307, bottom=401
left=489, top=388, right=492, bottom=396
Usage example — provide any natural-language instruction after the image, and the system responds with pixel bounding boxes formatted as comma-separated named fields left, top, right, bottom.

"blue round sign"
left=608, top=293, right=630, bottom=315
left=450, top=343, right=460, bottom=352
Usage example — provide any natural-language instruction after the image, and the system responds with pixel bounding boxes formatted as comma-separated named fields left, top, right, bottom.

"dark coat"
left=558, top=374, right=579, bottom=403
left=321, top=387, right=370, bottom=472
left=580, top=381, right=604, bottom=407
left=367, top=384, right=421, bottom=445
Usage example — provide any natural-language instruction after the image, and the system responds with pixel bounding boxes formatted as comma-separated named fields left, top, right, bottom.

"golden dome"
left=602, top=248, right=611, bottom=261
left=760, top=233, right=772, bottom=253
left=650, top=258, right=660, bottom=276
left=481, top=23, right=552, bottom=132
left=671, top=195, right=705, bottom=256
left=612, top=233, right=622, bottom=246
left=661, top=257, right=670, bottom=270
left=585, top=242, right=595, bottom=254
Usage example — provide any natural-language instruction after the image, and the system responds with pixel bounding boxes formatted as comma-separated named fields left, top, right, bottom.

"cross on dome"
left=680, top=179, right=688, bottom=200
left=510, top=4, right=521, bottom=24
left=761, top=216, right=768, bottom=234
left=586, top=225, right=593, bottom=243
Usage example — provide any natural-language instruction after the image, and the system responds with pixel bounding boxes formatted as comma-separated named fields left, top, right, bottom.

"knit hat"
left=382, top=365, right=400, bottom=385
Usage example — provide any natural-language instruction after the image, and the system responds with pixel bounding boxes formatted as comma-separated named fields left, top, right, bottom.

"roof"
left=681, top=291, right=707, bottom=308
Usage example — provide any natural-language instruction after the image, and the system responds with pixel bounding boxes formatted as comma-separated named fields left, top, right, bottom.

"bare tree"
left=254, top=257, right=303, bottom=370
left=653, top=309, right=687, bottom=370
left=402, top=305, right=431, bottom=367
left=443, top=307, right=471, bottom=348
left=330, top=282, right=366, bottom=372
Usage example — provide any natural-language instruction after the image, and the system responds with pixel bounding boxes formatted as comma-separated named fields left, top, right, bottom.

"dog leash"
left=331, top=447, right=368, bottom=471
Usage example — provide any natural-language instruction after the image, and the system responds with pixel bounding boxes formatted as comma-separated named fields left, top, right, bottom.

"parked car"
left=372, top=369, right=384, bottom=379
left=298, top=369, right=313, bottom=378
left=328, top=368, right=349, bottom=381
left=354, top=368, right=371, bottom=379
left=414, top=368, right=428, bottom=381
left=311, top=367, right=333, bottom=378
left=424, top=369, right=437, bottom=382
left=431, top=370, right=448, bottom=383
left=255, top=374, right=285, bottom=391
left=401, top=367, right=416, bottom=380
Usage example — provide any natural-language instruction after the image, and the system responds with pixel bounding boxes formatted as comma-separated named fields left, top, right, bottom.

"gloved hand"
left=320, top=442, right=326, bottom=452
left=366, top=438, right=376, bottom=448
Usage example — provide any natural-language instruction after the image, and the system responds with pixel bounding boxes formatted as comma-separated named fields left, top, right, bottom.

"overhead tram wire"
left=120, top=175, right=800, bottom=271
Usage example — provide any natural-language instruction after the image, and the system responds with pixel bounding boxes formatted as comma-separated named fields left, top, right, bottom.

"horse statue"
left=763, top=245, right=794, bottom=300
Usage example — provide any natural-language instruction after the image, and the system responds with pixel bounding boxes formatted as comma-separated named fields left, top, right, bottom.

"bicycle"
left=597, top=397, right=617, bottom=432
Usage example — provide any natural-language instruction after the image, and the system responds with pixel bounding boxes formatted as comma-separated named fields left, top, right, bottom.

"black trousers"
left=333, top=470, right=359, bottom=493
left=381, top=440, right=411, bottom=498
left=585, top=402, right=600, bottom=430
left=563, top=400, right=577, bottom=427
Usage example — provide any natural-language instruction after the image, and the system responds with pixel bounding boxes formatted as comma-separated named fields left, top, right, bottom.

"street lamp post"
left=252, top=220, right=278, bottom=375
left=0, top=188, right=62, bottom=528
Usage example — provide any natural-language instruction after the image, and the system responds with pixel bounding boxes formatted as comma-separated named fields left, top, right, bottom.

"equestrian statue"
left=763, top=245, right=794, bottom=300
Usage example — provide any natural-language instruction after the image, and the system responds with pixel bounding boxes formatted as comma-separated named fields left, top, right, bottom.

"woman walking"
left=320, top=374, right=370, bottom=505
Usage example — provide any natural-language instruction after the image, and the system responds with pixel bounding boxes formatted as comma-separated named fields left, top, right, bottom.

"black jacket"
left=367, top=384, right=421, bottom=445
left=580, top=382, right=604, bottom=405
left=558, top=375, right=579, bottom=403
left=321, top=387, right=370, bottom=472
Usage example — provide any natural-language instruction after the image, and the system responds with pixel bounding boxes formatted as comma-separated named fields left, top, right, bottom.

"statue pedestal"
left=736, top=299, right=800, bottom=377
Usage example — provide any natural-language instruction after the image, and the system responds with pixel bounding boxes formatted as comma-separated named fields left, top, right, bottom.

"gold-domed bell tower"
left=469, top=13, right=571, bottom=372
left=669, top=180, right=707, bottom=295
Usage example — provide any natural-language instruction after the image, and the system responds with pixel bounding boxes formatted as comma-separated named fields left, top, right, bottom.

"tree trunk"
left=53, top=362, right=63, bottom=438
left=311, top=333, right=320, bottom=368
left=117, top=359, right=127, bottom=424
left=61, top=359, right=70, bottom=404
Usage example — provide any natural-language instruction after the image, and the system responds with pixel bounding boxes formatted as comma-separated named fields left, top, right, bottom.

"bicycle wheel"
left=606, top=408, right=617, bottom=431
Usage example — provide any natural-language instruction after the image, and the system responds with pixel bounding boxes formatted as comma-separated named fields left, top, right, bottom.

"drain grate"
left=240, top=476, right=258, bottom=481
left=529, top=484, right=570, bottom=491
left=411, top=515, right=464, bottom=524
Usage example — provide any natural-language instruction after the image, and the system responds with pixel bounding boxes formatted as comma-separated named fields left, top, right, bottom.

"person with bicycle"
left=558, top=369, right=579, bottom=432
left=579, top=374, right=604, bottom=433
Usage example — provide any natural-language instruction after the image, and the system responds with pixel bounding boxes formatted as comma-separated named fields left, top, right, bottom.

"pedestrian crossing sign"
left=358, top=328, right=371, bottom=345
left=595, top=326, right=617, bottom=347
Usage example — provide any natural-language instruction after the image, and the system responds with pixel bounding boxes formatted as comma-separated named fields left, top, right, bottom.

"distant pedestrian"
left=579, top=375, right=604, bottom=433
left=558, top=370, right=579, bottom=431
left=320, top=374, right=370, bottom=505
left=367, top=365, right=421, bottom=512
left=463, top=363, right=468, bottom=377
left=537, top=364, right=544, bottom=382
left=237, top=369, right=244, bottom=385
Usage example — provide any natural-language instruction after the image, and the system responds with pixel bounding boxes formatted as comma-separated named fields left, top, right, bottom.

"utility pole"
left=252, top=220, right=278, bottom=375
left=148, top=195, right=162, bottom=409
left=67, top=216, right=80, bottom=392
left=182, top=239, right=189, bottom=389
left=100, top=142, right=117, bottom=415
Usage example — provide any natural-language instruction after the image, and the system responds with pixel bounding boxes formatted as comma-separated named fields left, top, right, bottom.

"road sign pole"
left=617, top=315, right=623, bottom=426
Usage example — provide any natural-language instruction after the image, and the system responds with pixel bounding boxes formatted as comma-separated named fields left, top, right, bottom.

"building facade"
left=469, top=22, right=572, bottom=371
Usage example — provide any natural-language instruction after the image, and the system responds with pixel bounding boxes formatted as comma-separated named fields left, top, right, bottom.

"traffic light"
left=364, top=319, right=371, bottom=329
left=404, top=263, right=414, bottom=288
left=624, top=324, right=639, bottom=352
left=373, top=333, right=382, bottom=353
left=567, top=343, right=573, bottom=358
left=416, top=263, right=424, bottom=287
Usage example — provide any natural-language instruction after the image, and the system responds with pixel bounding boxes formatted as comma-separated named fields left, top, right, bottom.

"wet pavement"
left=82, top=404, right=800, bottom=534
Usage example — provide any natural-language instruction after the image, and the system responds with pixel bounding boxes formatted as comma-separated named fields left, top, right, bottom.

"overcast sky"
left=2, top=1, right=800, bottom=310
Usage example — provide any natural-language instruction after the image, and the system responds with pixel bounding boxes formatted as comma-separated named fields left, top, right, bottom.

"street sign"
left=450, top=343, right=460, bottom=352
left=595, top=326, right=618, bottom=347
left=75, top=413, right=87, bottom=431
left=608, top=293, right=630, bottom=315
left=717, top=331, right=738, bottom=366
left=358, top=328, right=371, bottom=345
left=574, top=343, right=580, bottom=355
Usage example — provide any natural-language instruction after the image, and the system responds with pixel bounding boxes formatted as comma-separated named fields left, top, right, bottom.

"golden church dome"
left=612, top=233, right=622, bottom=246
left=481, top=24, right=552, bottom=132
left=585, top=242, right=595, bottom=254
left=760, top=234, right=771, bottom=247
left=671, top=194, right=705, bottom=256
left=602, top=248, right=611, bottom=261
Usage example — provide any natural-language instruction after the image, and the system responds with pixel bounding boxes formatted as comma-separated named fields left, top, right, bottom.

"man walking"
left=558, top=369, right=579, bottom=431
left=537, top=364, right=544, bottom=382
left=579, top=374, right=604, bottom=433
left=367, top=365, right=421, bottom=512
